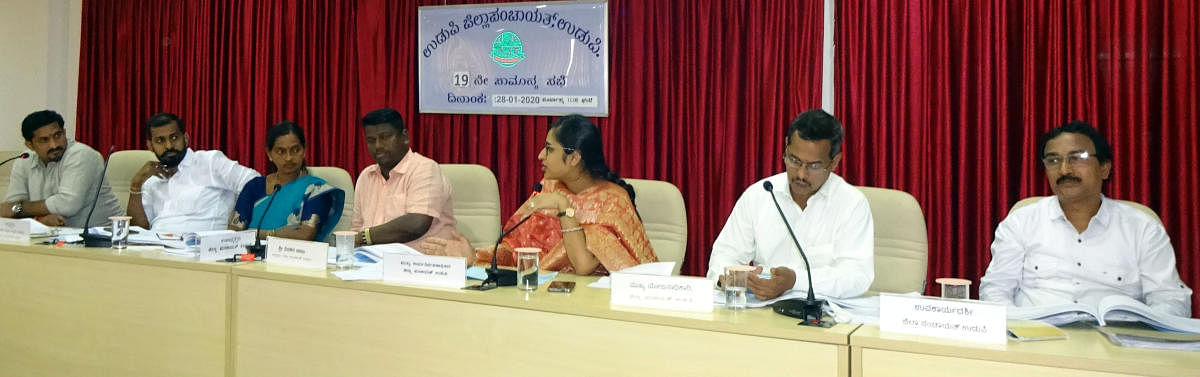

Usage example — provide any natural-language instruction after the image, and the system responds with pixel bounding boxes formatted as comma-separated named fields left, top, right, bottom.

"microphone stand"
left=475, top=183, right=543, bottom=291
left=763, top=181, right=828, bottom=327
left=245, top=184, right=282, bottom=259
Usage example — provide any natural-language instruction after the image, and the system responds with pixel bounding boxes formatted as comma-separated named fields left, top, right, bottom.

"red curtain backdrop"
left=837, top=0, right=1200, bottom=315
left=76, top=0, right=825, bottom=276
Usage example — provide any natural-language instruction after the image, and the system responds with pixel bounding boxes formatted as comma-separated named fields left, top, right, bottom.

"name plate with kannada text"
left=382, top=253, right=466, bottom=288
left=264, top=237, right=328, bottom=270
left=610, top=273, right=712, bottom=312
left=0, top=219, right=30, bottom=244
left=196, top=230, right=255, bottom=261
left=880, top=293, right=1007, bottom=344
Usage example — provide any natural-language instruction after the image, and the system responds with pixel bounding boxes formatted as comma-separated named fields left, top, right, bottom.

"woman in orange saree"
left=421, top=114, right=656, bottom=274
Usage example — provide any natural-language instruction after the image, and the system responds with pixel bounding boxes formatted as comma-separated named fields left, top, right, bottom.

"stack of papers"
left=1096, top=324, right=1200, bottom=351
left=587, top=261, right=676, bottom=288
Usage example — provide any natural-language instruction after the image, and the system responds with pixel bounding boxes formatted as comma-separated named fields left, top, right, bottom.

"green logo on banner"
left=490, top=31, right=526, bottom=68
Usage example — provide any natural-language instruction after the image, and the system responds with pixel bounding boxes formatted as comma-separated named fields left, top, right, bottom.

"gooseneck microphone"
left=0, top=152, right=29, bottom=166
left=762, top=180, right=828, bottom=327
left=478, top=183, right=543, bottom=290
left=245, top=184, right=283, bottom=259
left=81, top=147, right=115, bottom=247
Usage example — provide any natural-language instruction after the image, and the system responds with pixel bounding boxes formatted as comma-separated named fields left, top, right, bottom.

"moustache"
left=48, top=147, right=65, bottom=155
left=1056, top=175, right=1082, bottom=185
left=791, top=178, right=811, bottom=187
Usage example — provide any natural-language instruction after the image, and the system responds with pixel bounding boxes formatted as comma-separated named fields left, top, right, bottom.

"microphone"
left=0, top=152, right=30, bottom=166
left=762, top=180, right=828, bottom=327
left=81, top=147, right=115, bottom=247
left=244, top=184, right=283, bottom=259
left=476, top=182, right=543, bottom=291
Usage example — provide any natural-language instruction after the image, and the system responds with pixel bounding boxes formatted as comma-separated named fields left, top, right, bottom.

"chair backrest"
left=106, top=150, right=158, bottom=211
left=626, top=179, right=687, bottom=275
left=1009, top=196, right=1162, bottom=225
left=857, top=186, right=929, bottom=295
left=307, top=166, right=355, bottom=237
left=439, top=164, right=501, bottom=249
left=0, top=150, right=23, bottom=195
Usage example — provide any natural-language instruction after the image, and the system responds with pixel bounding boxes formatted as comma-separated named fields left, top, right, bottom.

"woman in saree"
left=422, top=114, right=656, bottom=275
left=229, top=121, right=345, bottom=241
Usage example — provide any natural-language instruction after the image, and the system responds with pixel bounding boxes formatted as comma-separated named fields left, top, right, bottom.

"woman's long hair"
left=549, top=114, right=636, bottom=203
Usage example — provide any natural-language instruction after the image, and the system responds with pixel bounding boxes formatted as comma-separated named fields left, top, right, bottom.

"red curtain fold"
left=837, top=0, right=1200, bottom=315
left=76, top=0, right=825, bottom=276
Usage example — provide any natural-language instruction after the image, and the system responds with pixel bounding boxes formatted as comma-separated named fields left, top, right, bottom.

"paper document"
left=22, top=219, right=51, bottom=235
left=332, top=263, right=384, bottom=281
left=587, top=261, right=676, bottom=288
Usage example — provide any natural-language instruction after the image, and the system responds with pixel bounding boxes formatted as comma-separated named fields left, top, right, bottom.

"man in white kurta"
left=980, top=121, right=1191, bottom=316
left=708, top=110, right=874, bottom=300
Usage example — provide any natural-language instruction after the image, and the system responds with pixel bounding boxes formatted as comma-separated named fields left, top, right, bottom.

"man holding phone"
left=127, top=113, right=259, bottom=233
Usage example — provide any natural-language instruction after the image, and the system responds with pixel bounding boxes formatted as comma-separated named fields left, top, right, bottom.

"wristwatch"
left=556, top=207, right=575, bottom=218
left=10, top=202, right=22, bottom=216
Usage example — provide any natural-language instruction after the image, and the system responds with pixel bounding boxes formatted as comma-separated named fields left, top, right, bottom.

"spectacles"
left=783, top=154, right=829, bottom=172
left=1041, top=151, right=1094, bottom=169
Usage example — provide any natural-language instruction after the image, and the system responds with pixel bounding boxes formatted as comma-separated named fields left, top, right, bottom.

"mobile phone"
left=547, top=281, right=575, bottom=293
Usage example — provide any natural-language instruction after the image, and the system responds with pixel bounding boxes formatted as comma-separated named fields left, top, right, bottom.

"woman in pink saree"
left=422, top=115, right=656, bottom=274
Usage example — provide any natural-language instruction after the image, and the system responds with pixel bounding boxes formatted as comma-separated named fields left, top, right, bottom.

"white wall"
left=0, top=0, right=82, bottom=153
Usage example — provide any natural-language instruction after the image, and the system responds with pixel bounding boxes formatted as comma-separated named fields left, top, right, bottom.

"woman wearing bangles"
left=229, top=121, right=345, bottom=241
left=422, top=114, right=657, bottom=274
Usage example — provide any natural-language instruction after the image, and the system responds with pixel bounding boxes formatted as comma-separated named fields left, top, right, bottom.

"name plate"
left=382, top=253, right=466, bottom=288
left=264, top=237, right=329, bottom=270
left=0, top=219, right=31, bottom=244
left=610, top=273, right=712, bottom=313
left=880, top=293, right=1007, bottom=344
left=196, top=230, right=256, bottom=261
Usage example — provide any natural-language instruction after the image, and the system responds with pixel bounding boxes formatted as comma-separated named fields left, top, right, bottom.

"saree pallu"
left=231, top=175, right=345, bottom=241
left=476, top=179, right=657, bottom=275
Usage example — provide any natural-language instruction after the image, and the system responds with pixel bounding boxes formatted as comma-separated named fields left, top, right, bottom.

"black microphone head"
left=763, top=181, right=774, bottom=191
left=532, top=182, right=543, bottom=192
left=273, top=184, right=282, bottom=191
left=19, top=152, right=29, bottom=159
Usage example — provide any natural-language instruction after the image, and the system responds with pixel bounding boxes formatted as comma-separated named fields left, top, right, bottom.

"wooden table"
left=231, top=263, right=859, bottom=377
left=0, top=243, right=234, bottom=377
left=850, top=324, right=1200, bottom=376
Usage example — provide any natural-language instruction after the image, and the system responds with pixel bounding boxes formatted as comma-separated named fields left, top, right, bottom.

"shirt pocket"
left=1088, top=259, right=1139, bottom=292
left=1022, top=253, right=1059, bottom=286
left=805, top=243, right=836, bottom=269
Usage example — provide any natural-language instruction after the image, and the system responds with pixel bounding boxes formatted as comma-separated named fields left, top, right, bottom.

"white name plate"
left=610, top=273, right=712, bottom=313
left=880, top=293, right=1007, bottom=344
left=382, top=253, right=466, bottom=288
left=0, top=219, right=31, bottom=244
left=195, top=230, right=255, bottom=261
left=264, top=237, right=329, bottom=270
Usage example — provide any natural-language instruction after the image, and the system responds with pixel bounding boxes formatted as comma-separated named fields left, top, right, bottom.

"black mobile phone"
left=547, top=281, right=575, bottom=293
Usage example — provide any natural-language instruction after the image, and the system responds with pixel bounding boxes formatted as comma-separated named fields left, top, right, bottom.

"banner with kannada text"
left=417, top=1, right=609, bottom=116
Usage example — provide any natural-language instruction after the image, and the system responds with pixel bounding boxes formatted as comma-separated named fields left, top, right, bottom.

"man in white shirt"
left=980, top=121, right=1192, bottom=316
left=127, top=113, right=259, bottom=233
left=708, top=109, right=875, bottom=300
left=2, top=110, right=123, bottom=227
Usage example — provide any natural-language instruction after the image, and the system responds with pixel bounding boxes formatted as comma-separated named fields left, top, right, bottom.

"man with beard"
left=980, top=121, right=1191, bottom=316
left=349, top=107, right=468, bottom=255
left=707, top=109, right=875, bottom=300
left=127, top=113, right=259, bottom=233
left=2, top=110, right=123, bottom=227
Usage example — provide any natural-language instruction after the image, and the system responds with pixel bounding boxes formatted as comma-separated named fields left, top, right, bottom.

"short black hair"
left=144, top=112, right=185, bottom=139
left=1036, top=120, right=1113, bottom=164
left=21, top=110, right=65, bottom=141
left=361, top=108, right=406, bottom=133
left=786, top=109, right=844, bottom=159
